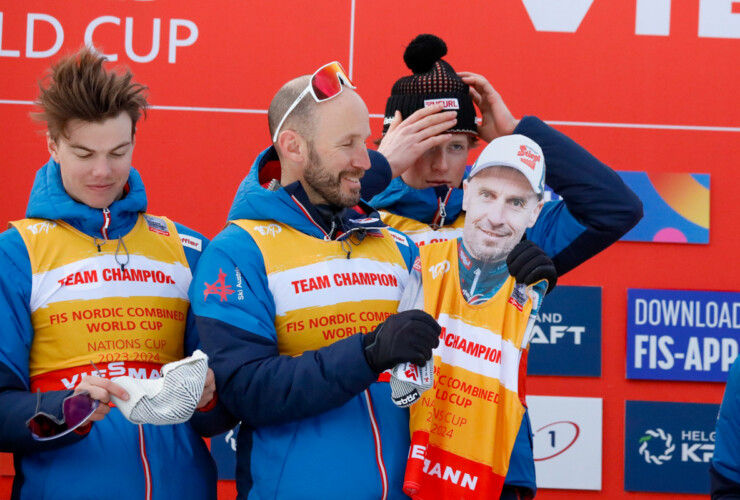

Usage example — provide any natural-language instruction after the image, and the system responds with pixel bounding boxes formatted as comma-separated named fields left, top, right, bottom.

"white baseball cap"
left=469, top=134, right=546, bottom=194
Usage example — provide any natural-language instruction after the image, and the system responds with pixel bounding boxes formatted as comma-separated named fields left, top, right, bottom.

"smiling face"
left=301, top=89, right=372, bottom=207
left=400, top=134, right=473, bottom=189
left=48, top=113, right=133, bottom=209
left=462, top=166, right=544, bottom=262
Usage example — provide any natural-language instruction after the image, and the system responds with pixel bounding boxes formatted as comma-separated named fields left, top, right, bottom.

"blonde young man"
left=192, top=63, right=441, bottom=499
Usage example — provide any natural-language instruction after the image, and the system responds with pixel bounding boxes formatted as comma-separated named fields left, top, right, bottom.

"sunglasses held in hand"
left=26, top=390, right=99, bottom=441
left=272, top=61, right=355, bottom=143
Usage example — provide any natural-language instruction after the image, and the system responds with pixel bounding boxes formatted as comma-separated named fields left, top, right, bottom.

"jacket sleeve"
left=711, top=357, right=740, bottom=499
left=172, top=222, right=240, bottom=437
left=517, top=116, right=644, bottom=276
left=190, top=224, right=379, bottom=428
left=0, top=228, right=89, bottom=452
left=361, top=149, right=393, bottom=202
left=173, top=222, right=211, bottom=357
left=711, top=464, right=740, bottom=500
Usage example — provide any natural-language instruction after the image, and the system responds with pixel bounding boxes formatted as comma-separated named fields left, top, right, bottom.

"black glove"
left=506, top=240, right=558, bottom=294
left=363, top=310, right=441, bottom=374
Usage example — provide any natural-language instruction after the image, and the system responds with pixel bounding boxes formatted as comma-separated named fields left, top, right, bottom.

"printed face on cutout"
left=462, top=166, right=543, bottom=262
left=302, top=89, right=372, bottom=207
left=48, top=113, right=133, bottom=209
left=401, top=134, right=473, bottom=189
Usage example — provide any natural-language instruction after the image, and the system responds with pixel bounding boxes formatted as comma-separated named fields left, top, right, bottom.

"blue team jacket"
left=711, top=356, right=740, bottom=499
left=192, top=147, right=419, bottom=499
left=0, top=158, right=232, bottom=500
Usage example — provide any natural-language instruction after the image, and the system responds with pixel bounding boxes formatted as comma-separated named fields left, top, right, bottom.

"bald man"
left=192, top=63, right=441, bottom=499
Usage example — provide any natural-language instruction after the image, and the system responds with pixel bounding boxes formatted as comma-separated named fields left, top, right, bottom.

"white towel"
left=110, top=350, right=208, bottom=425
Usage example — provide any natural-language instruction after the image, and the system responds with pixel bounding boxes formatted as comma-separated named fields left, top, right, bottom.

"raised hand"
left=458, top=72, right=519, bottom=142
left=378, top=104, right=458, bottom=178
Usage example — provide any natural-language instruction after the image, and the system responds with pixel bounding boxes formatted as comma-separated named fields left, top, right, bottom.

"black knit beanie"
left=382, top=34, right=477, bottom=136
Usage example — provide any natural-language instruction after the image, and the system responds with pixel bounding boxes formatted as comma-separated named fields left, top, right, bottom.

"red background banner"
left=2, top=1, right=739, bottom=498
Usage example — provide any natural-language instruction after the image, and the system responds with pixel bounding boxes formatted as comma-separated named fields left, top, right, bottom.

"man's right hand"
left=74, top=376, right=129, bottom=423
left=378, top=104, right=458, bottom=179
left=458, top=72, right=519, bottom=143
left=363, top=310, right=441, bottom=374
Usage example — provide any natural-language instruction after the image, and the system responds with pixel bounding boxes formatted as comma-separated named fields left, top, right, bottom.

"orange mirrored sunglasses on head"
left=272, top=61, right=355, bottom=143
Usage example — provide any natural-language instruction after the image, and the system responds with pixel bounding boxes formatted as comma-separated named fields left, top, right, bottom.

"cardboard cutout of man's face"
left=462, top=166, right=544, bottom=262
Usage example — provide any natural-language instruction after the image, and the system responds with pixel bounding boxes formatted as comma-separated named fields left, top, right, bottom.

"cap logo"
left=424, top=98, right=459, bottom=110
left=517, top=145, right=541, bottom=170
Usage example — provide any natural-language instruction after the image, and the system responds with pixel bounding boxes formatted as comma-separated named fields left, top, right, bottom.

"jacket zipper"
left=101, top=207, right=111, bottom=240
left=433, top=188, right=452, bottom=229
left=292, top=195, right=387, bottom=493
left=138, top=425, right=153, bottom=500
left=363, top=390, right=388, bottom=500
left=290, top=195, right=330, bottom=240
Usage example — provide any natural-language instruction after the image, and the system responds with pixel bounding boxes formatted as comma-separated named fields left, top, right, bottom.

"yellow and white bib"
left=403, top=238, right=542, bottom=499
left=234, top=220, right=410, bottom=355
left=11, top=215, right=192, bottom=392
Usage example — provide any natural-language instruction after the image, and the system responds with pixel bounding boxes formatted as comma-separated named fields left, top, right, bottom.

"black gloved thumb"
left=506, top=240, right=558, bottom=294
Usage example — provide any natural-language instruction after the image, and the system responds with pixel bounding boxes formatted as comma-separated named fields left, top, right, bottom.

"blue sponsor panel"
left=528, top=286, right=601, bottom=376
left=210, top=423, right=239, bottom=480
left=625, top=401, right=718, bottom=494
left=627, top=288, right=740, bottom=382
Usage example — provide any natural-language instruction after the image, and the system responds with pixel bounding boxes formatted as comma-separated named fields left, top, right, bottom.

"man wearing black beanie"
left=369, top=34, right=644, bottom=499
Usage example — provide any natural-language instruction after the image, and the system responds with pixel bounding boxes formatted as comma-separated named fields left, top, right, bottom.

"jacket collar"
left=25, top=157, right=147, bottom=239
left=368, top=177, right=465, bottom=226
left=228, top=147, right=387, bottom=241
